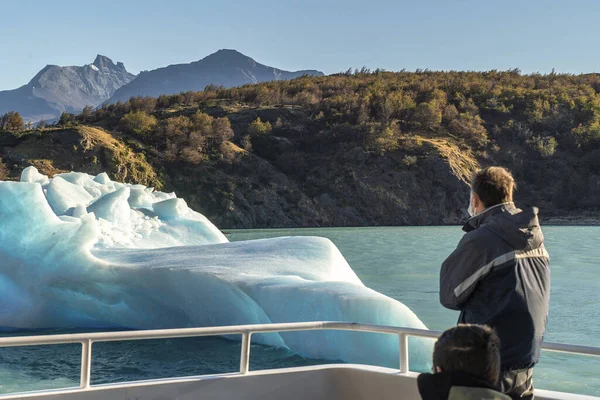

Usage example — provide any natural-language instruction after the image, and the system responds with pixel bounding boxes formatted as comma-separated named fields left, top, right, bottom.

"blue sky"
left=0, top=0, right=598, bottom=90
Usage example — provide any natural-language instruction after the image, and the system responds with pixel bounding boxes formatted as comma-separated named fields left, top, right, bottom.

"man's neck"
left=463, top=202, right=515, bottom=232
left=478, top=202, right=513, bottom=215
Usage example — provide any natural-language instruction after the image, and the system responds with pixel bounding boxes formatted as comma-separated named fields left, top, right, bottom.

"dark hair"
left=433, top=324, right=501, bottom=385
left=471, top=166, right=516, bottom=208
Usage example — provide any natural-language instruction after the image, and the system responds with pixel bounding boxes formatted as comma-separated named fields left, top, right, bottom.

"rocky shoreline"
left=541, top=216, right=600, bottom=226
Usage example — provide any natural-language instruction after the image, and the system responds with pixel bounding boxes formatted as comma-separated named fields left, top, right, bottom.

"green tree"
left=11, top=112, right=24, bottom=131
left=212, top=117, right=234, bottom=142
left=448, top=113, right=489, bottom=146
left=0, top=111, right=24, bottom=131
left=442, top=104, right=459, bottom=124
left=370, top=122, right=401, bottom=154
left=247, top=117, right=273, bottom=135
left=413, top=102, right=442, bottom=129
left=59, top=112, right=76, bottom=126
left=572, top=121, right=600, bottom=147
left=164, top=115, right=193, bottom=137
left=528, top=136, right=558, bottom=157
left=80, top=105, right=94, bottom=122
left=120, top=111, right=158, bottom=135
left=191, top=111, right=213, bottom=135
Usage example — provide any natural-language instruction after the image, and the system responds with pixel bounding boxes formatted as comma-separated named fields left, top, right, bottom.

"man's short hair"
left=433, top=324, right=501, bottom=385
left=471, top=167, right=516, bottom=208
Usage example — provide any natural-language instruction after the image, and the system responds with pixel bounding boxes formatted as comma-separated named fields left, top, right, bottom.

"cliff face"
left=0, top=125, right=472, bottom=228
left=168, top=140, right=472, bottom=228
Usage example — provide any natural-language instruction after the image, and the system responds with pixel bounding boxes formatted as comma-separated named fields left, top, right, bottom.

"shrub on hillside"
left=572, top=121, right=600, bottom=147
left=413, top=102, right=442, bottom=129
left=442, top=104, right=459, bottom=124
left=120, top=111, right=158, bottom=135
left=154, top=112, right=235, bottom=162
left=367, top=122, right=401, bottom=154
left=128, top=96, right=158, bottom=114
left=0, top=158, right=8, bottom=179
left=163, top=115, right=193, bottom=138
left=191, top=111, right=213, bottom=134
left=403, top=155, right=418, bottom=166
left=248, top=117, right=273, bottom=136
left=448, top=114, right=489, bottom=146
left=0, top=111, right=24, bottom=131
left=528, top=136, right=558, bottom=157
left=59, top=112, right=77, bottom=127
left=212, top=117, right=234, bottom=143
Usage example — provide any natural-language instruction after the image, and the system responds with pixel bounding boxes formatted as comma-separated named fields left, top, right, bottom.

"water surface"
left=0, top=227, right=598, bottom=396
left=228, top=226, right=600, bottom=396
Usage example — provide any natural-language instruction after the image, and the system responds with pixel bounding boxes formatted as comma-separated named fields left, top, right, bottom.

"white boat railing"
left=0, top=321, right=599, bottom=393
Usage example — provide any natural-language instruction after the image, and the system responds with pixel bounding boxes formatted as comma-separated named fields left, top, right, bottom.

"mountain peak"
left=105, top=50, right=323, bottom=104
left=93, top=55, right=116, bottom=70
left=202, top=49, right=254, bottom=64
left=2, top=55, right=136, bottom=122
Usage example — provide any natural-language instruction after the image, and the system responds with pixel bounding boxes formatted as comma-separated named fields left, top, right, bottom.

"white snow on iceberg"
left=0, top=167, right=433, bottom=370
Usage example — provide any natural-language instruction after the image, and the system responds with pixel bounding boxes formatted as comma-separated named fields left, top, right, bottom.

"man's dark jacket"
left=418, top=371, right=511, bottom=400
left=440, top=203, right=550, bottom=370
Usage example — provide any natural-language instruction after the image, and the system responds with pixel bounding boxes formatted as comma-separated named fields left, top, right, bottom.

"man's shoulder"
left=458, top=226, right=498, bottom=247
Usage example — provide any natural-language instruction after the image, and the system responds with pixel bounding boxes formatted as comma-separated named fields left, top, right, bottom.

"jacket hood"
left=463, top=204, right=544, bottom=251
left=417, top=371, right=507, bottom=400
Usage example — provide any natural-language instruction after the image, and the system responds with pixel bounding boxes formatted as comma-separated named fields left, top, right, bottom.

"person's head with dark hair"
left=433, top=324, right=501, bottom=386
left=469, top=167, right=516, bottom=216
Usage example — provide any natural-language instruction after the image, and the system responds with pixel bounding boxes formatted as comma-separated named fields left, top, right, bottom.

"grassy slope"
left=0, top=126, right=161, bottom=189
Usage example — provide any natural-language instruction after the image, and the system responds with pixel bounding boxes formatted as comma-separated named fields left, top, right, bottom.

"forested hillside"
left=2, top=69, right=600, bottom=227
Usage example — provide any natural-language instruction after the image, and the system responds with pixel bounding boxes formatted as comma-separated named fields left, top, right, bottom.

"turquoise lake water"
left=228, top=226, right=600, bottom=396
left=0, top=227, right=598, bottom=396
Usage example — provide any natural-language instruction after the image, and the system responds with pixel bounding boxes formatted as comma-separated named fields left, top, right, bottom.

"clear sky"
left=1, top=0, right=598, bottom=90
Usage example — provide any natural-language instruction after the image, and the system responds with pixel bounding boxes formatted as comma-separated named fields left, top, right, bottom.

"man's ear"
left=435, top=366, right=443, bottom=373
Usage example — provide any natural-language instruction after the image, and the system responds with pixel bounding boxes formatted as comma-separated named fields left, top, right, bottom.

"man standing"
left=440, top=167, right=550, bottom=400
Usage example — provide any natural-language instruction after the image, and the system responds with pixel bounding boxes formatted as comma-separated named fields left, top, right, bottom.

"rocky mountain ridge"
left=0, top=55, right=136, bottom=122
left=105, top=49, right=324, bottom=104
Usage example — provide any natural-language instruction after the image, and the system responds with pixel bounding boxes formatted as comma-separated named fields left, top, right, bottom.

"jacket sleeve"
left=439, top=233, right=489, bottom=310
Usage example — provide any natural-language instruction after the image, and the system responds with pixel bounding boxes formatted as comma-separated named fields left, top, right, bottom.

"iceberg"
left=0, top=167, right=433, bottom=370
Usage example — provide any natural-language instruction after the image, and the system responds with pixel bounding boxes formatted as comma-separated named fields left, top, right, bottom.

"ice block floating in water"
left=0, top=167, right=433, bottom=370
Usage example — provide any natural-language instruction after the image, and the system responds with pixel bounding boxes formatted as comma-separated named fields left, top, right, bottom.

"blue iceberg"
left=0, top=167, right=433, bottom=370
